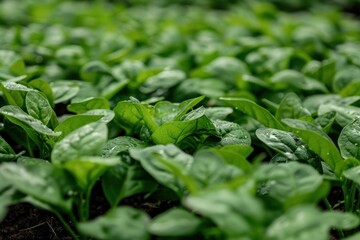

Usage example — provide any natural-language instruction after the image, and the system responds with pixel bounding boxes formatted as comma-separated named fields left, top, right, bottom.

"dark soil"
left=0, top=183, right=178, bottom=240
left=0, top=203, right=72, bottom=240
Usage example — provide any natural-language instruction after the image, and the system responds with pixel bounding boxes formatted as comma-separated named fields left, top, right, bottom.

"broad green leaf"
left=114, top=100, right=158, bottom=135
left=210, top=145, right=253, bottom=171
left=174, top=79, right=227, bottom=100
left=80, top=61, right=110, bottom=84
left=0, top=50, right=26, bottom=75
left=51, top=122, right=108, bottom=164
left=25, top=91, right=53, bottom=125
left=304, top=94, right=360, bottom=114
left=62, top=156, right=118, bottom=192
left=344, top=233, right=360, bottom=240
left=102, top=162, right=157, bottom=207
left=28, top=79, right=55, bottom=107
left=220, top=98, right=285, bottom=130
left=83, top=109, right=115, bottom=123
left=0, top=105, right=60, bottom=145
left=67, top=97, right=110, bottom=114
left=78, top=207, right=150, bottom=240
left=256, top=128, right=319, bottom=165
left=55, top=45, right=86, bottom=66
left=149, top=208, right=202, bottom=236
left=255, top=162, right=325, bottom=206
left=282, top=119, right=344, bottom=176
left=153, top=96, right=205, bottom=125
left=276, top=92, right=311, bottom=120
left=189, top=150, right=243, bottom=189
left=130, top=145, right=195, bottom=195
left=270, top=69, right=328, bottom=92
left=205, top=107, right=233, bottom=120
left=194, top=56, right=249, bottom=84
left=184, top=187, right=264, bottom=238
left=53, top=114, right=103, bottom=141
left=50, top=80, right=80, bottom=104
left=339, top=119, right=360, bottom=159
left=210, top=120, right=251, bottom=146
left=152, top=110, right=216, bottom=145
left=140, top=69, right=186, bottom=94
left=315, top=111, right=336, bottom=133
left=102, top=136, right=146, bottom=157
left=343, top=166, right=360, bottom=186
left=266, top=205, right=359, bottom=240
left=340, top=80, right=360, bottom=97
left=0, top=81, right=32, bottom=108
left=318, top=103, right=360, bottom=127
left=0, top=163, right=71, bottom=212
left=0, top=136, right=14, bottom=155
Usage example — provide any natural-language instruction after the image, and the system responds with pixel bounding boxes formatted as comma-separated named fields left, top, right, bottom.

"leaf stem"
left=53, top=211, right=79, bottom=240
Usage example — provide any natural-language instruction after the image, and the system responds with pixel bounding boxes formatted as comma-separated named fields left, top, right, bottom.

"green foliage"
left=1, top=0, right=360, bottom=239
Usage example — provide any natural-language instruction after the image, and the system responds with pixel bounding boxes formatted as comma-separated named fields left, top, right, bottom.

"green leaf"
left=51, top=122, right=108, bottom=164
left=67, top=97, right=110, bottom=114
left=255, top=162, right=325, bottom=206
left=189, top=150, right=243, bottom=189
left=102, top=162, right=157, bottom=207
left=102, top=136, right=146, bottom=158
left=53, top=115, right=103, bottom=142
left=338, top=119, right=360, bottom=160
left=0, top=50, right=26, bottom=76
left=210, top=145, right=253, bottom=171
left=80, top=61, right=110, bottom=84
left=184, top=187, right=264, bottom=238
left=28, top=79, right=55, bottom=107
left=276, top=92, right=311, bottom=120
left=0, top=80, right=32, bottom=108
left=210, top=120, right=251, bottom=146
left=153, top=96, right=204, bottom=125
left=266, top=205, right=359, bottom=240
left=50, top=80, right=80, bottom=104
left=282, top=119, right=345, bottom=176
left=25, top=91, right=53, bottom=125
left=62, top=156, right=118, bottom=192
left=152, top=109, right=216, bottom=145
left=0, top=105, right=60, bottom=145
left=114, top=100, right=158, bottom=135
left=149, top=208, right=202, bottom=236
left=270, top=69, right=328, bottom=92
left=0, top=163, right=71, bottom=212
left=256, top=128, right=318, bottom=164
left=78, top=206, right=150, bottom=240
left=205, top=107, right=233, bottom=120
left=130, top=145, right=195, bottom=195
left=343, top=166, right=360, bottom=186
left=220, top=98, right=285, bottom=130
left=340, top=80, right=360, bottom=97
left=318, top=102, right=360, bottom=127
left=140, top=69, right=186, bottom=94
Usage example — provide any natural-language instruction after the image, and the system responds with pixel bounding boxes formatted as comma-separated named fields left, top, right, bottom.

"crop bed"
left=1, top=0, right=360, bottom=239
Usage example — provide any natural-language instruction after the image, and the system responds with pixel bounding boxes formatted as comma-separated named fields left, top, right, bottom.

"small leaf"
left=276, top=92, right=311, bottom=120
left=78, top=207, right=150, bottom=240
left=25, top=91, right=53, bottom=125
left=62, top=156, right=118, bottom=192
left=338, top=119, right=360, bottom=160
left=67, top=97, right=110, bottom=114
left=130, top=145, right=194, bottom=195
left=282, top=119, right=344, bottom=176
left=220, top=98, right=285, bottom=130
left=149, top=208, right=202, bottom=236
left=102, top=162, right=157, bottom=207
left=50, top=80, right=80, bottom=104
left=51, top=122, right=108, bottom=164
